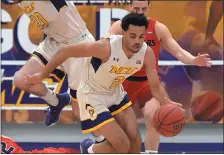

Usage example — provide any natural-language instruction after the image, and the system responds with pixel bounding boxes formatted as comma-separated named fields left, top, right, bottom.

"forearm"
left=163, top=39, right=195, bottom=65
left=41, top=48, right=70, bottom=79
left=205, top=1, right=223, bottom=39
left=151, top=84, right=169, bottom=105
left=175, top=49, right=196, bottom=65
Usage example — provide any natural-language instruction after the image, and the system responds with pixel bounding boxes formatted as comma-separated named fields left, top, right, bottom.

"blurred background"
left=1, top=0, right=223, bottom=153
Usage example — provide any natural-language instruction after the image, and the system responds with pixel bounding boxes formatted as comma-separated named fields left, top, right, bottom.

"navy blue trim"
left=50, top=0, right=67, bottom=12
left=108, top=94, right=131, bottom=113
left=81, top=112, right=113, bottom=131
left=90, top=57, right=102, bottom=72
left=33, top=51, right=48, bottom=65
left=33, top=52, right=65, bottom=81
left=70, top=89, right=77, bottom=99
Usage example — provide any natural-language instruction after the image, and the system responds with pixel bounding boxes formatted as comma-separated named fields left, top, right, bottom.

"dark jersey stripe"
left=50, top=0, right=67, bottom=12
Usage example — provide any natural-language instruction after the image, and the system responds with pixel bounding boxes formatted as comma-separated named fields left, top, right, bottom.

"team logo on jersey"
left=113, top=57, right=119, bottom=62
left=147, top=31, right=153, bottom=34
left=86, top=104, right=96, bottom=121
left=136, top=60, right=141, bottom=64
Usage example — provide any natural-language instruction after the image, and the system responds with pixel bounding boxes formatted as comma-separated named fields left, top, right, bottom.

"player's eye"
left=130, top=36, right=136, bottom=39
left=139, top=35, right=145, bottom=39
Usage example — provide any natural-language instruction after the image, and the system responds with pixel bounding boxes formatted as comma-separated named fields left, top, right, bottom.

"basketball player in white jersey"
left=106, top=0, right=212, bottom=154
left=13, top=1, right=95, bottom=126
left=26, top=13, right=182, bottom=153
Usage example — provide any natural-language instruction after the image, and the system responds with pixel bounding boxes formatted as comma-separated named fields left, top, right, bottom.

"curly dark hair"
left=130, top=0, right=150, bottom=5
left=121, top=13, right=149, bottom=31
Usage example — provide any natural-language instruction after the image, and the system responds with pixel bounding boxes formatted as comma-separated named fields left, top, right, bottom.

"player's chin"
left=131, top=48, right=141, bottom=53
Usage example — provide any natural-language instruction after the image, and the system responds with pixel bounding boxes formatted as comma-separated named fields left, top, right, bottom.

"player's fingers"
left=207, top=62, right=212, bottom=67
left=164, top=97, right=182, bottom=107
left=24, top=71, right=30, bottom=78
left=200, top=54, right=209, bottom=57
left=173, top=102, right=183, bottom=107
left=180, top=108, right=185, bottom=112
left=206, top=58, right=211, bottom=61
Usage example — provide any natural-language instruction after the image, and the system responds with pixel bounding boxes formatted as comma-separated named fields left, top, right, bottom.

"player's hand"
left=162, top=97, right=182, bottom=107
left=25, top=72, right=44, bottom=85
left=192, top=53, right=212, bottom=67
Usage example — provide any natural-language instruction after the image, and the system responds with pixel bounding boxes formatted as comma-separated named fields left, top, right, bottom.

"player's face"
left=129, top=1, right=150, bottom=17
left=123, top=25, right=146, bottom=53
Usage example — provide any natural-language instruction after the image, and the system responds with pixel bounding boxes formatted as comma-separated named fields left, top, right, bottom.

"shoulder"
left=155, top=21, right=168, bottom=31
left=112, top=20, right=122, bottom=27
left=145, top=46, right=155, bottom=57
left=109, top=20, right=123, bottom=35
left=144, top=47, right=156, bottom=65
left=155, top=21, right=171, bottom=39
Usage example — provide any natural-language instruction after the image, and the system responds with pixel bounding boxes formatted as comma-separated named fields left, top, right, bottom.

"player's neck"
left=122, top=43, right=134, bottom=59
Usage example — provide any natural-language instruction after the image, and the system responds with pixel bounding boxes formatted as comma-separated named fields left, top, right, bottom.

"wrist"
left=160, top=97, right=167, bottom=105
left=190, top=57, right=196, bottom=65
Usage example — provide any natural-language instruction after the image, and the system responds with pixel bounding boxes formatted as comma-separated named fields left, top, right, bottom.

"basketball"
left=152, top=104, right=186, bottom=137
left=191, top=91, right=223, bottom=123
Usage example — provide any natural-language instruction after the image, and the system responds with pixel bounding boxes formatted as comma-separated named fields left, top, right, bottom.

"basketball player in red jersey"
left=1, top=135, right=79, bottom=154
left=107, top=0, right=212, bottom=153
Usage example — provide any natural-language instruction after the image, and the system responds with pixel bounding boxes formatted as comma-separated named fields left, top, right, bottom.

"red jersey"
left=129, top=18, right=161, bottom=78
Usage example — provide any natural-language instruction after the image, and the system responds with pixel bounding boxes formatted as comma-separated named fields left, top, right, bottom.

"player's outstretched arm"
left=26, top=40, right=109, bottom=84
left=42, top=40, right=108, bottom=78
left=144, top=47, right=181, bottom=106
left=156, top=22, right=212, bottom=67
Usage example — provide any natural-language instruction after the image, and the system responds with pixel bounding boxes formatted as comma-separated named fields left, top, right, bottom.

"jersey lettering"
left=22, top=2, right=35, bottom=14
left=22, top=2, right=49, bottom=30
left=145, top=40, right=156, bottom=46
left=110, top=76, right=125, bottom=88
left=30, top=12, right=49, bottom=30
left=110, top=65, right=138, bottom=74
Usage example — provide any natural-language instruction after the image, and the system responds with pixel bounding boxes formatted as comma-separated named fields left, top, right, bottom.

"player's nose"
left=138, top=9, right=144, bottom=14
left=135, top=39, right=141, bottom=44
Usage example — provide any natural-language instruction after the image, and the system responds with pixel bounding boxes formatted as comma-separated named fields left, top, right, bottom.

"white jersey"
left=19, top=1, right=87, bottom=43
left=82, top=35, right=147, bottom=93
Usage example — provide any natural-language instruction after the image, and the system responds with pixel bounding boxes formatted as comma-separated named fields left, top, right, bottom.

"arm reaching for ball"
left=144, top=47, right=182, bottom=107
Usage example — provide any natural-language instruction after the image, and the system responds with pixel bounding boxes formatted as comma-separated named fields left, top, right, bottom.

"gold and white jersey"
left=19, top=1, right=87, bottom=43
left=82, top=35, right=148, bottom=93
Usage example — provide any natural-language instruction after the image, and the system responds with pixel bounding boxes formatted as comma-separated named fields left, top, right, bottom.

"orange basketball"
left=152, top=104, right=185, bottom=137
left=191, top=91, right=223, bottom=123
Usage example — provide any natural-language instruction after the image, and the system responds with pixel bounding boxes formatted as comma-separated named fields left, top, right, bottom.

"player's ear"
left=128, top=4, right=133, bottom=12
left=148, top=3, right=151, bottom=10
